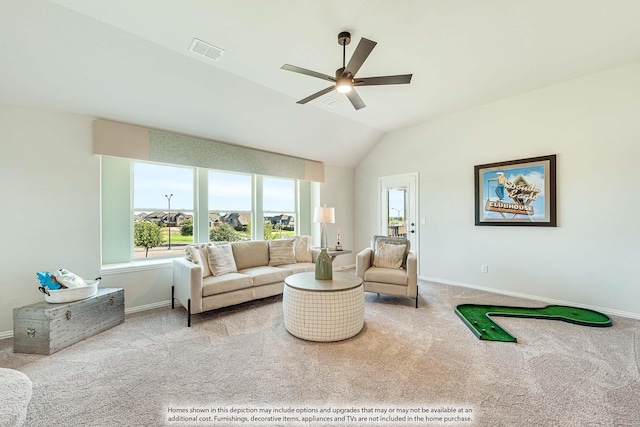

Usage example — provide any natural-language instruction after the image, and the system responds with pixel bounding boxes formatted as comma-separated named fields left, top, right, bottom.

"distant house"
left=209, top=213, right=221, bottom=227
left=144, top=211, right=167, bottom=226
left=139, top=211, right=191, bottom=227
left=220, top=212, right=250, bottom=230
left=173, top=212, right=192, bottom=227
left=267, top=214, right=295, bottom=231
left=134, top=213, right=148, bottom=222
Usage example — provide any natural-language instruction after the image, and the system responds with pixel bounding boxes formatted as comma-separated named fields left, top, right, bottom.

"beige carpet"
left=1, top=278, right=639, bottom=427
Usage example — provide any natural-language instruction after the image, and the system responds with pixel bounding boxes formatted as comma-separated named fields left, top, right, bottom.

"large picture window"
left=103, top=160, right=307, bottom=263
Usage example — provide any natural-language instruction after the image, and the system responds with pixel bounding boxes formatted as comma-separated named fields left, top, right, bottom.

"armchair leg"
left=415, top=285, right=419, bottom=308
left=187, top=299, right=192, bottom=327
left=171, top=286, right=175, bottom=309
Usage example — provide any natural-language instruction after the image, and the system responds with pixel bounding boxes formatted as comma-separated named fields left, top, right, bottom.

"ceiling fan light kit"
left=281, top=31, right=412, bottom=110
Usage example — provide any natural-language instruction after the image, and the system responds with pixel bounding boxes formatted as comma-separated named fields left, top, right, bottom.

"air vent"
left=319, top=96, right=343, bottom=108
left=189, top=38, right=224, bottom=61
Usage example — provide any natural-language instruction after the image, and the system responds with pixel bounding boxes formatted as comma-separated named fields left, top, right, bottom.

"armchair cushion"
left=373, top=241, right=406, bottom=269
left=372, top=235, right=410, bottom=268
left=364, top=267, right=408, bottom=286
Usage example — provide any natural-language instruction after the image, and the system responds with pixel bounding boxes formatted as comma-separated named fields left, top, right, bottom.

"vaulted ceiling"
left=2, top=1, right=640, bottom=167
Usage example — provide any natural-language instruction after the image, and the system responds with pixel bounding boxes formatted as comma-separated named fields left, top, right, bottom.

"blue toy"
left=36, top=271, right=62, bottom=290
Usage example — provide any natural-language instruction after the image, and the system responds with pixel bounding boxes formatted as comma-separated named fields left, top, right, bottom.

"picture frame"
left=474, top=154, right=556, bottom=227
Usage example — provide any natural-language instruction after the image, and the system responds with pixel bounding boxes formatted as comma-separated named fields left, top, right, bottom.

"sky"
left=133, top=162, right=295, bottom=213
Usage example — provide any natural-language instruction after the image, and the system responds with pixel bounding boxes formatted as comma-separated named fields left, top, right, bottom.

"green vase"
left=315, top=248, right=333, bottom=280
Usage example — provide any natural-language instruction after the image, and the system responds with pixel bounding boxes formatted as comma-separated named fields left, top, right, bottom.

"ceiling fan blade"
left=345, top=38, right=377, bottom=77
left=296, top=85, right=336, bottom=104
left=345, top=89, right=366, bottom=110
left=354, top=74, right=413, bottom=86
left=281, top=64, right=335, bottom=82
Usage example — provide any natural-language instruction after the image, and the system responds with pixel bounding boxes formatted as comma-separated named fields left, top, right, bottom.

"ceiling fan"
left=281, top=31, right=412, bottom=110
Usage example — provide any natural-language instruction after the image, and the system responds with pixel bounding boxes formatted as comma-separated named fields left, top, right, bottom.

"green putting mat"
left=455, top=304, right=612, bottom=342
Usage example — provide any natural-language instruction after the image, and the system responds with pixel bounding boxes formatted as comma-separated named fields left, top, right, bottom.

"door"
left=379, top=173, right=419, bottom=268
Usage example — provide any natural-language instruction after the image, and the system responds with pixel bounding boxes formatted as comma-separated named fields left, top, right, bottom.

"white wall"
left=320, top=165, right=356, bottom=269
left=355, top=60, right=640, bottom=317
left=0, top=105, right=100, bottom=335
left=0, top=104, right=356, bottom=335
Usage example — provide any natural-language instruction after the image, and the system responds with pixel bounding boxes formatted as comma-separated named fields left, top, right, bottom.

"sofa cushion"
left=292, top=235, right=313, bottom=263
left=207, top=244, right=238, bottom=276
left=239, top=266, right=290, bottom=287
left=373, top=241, right=406, bottom=269
left=364, top=267, right=408, bottom=286
left=202, top=273, right=253, bottom=297
left=268, top=239, right=296, bottom=266
left=232, top=240, right=269, bottom=270
left=278, top=263, right=315, bottom=275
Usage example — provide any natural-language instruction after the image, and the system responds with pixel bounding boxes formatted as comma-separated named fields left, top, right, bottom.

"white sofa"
left=172, top=237, right=317, bottom=326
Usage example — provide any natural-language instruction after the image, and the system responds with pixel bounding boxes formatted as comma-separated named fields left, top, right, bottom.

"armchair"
left=356, top=235, right=418, bottom=308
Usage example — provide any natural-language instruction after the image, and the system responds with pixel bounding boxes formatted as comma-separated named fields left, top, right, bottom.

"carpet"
left=1, top=278, right=639, bottom=426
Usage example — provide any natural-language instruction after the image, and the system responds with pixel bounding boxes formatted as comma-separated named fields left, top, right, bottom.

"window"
left=133, top=162, right=194, bottom=259
left=263, top=177, right=296, bottom=240
left=208, top=171, right=253, bottom=242
left=101, top=158, right=309, bottom=265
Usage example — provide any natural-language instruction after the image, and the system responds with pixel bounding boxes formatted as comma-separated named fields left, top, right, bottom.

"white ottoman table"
left=283, top=272, right=364, bottom=342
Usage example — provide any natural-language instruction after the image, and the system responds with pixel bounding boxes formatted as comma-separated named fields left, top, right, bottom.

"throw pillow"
left=268, top=239, right=296, bottom=266
left=373, top=241, right=406, bottom=269
left=292, top=235, right=313, bottom=263
left=185, top=245, right=209, bottom=277
left=206, top=244, right=238, bottom=277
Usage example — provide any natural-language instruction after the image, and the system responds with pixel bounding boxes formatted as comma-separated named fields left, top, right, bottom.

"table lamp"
left=313, top=206, right=335, bottom=249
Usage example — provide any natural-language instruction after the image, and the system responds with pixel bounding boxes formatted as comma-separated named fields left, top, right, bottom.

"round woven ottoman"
left=0, top=368, right=32, bottom=427
left=283, top=272, right=364, bottom=342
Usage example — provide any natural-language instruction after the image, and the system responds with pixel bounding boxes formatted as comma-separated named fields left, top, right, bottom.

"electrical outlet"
left=481, top=264, right=488, bottom=273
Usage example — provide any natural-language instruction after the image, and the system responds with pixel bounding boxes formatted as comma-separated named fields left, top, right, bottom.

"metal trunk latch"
left=108, top=297, right=114, bottom=306
left=27, top=328, right=36, bottom=338
left=65, top=310, right=72, bottom=320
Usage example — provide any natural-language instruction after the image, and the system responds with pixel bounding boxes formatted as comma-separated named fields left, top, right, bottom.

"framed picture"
left=474, top=154, right=556, bottom=227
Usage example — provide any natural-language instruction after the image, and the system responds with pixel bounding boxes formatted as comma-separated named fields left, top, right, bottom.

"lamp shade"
left=313, top=206, right=335, bottom=223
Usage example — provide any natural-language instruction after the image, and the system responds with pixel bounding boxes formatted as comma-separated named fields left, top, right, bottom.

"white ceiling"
left=2, top=1, right=640, bottom=167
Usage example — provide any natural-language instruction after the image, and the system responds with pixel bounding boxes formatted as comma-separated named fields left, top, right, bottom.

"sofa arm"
left=406, top=251, right=418, bottom=297
left=173, top=258, right=204, bottom=315
left=356, top=248, right=373, bottom=279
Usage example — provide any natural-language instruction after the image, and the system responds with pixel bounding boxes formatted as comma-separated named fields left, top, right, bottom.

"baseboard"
left=125, top=300, right=173, bottom=314
left=421, top=275, right=640, bottom=320
left=0, top=300, right=175, bottom=341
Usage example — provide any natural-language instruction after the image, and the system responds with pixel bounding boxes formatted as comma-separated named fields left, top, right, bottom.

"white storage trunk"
left=13, top=288, right=125, bottom=355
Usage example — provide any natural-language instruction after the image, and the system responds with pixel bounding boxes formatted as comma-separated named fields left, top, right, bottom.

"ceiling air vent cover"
left=189, top=38, right=224, bottom=61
